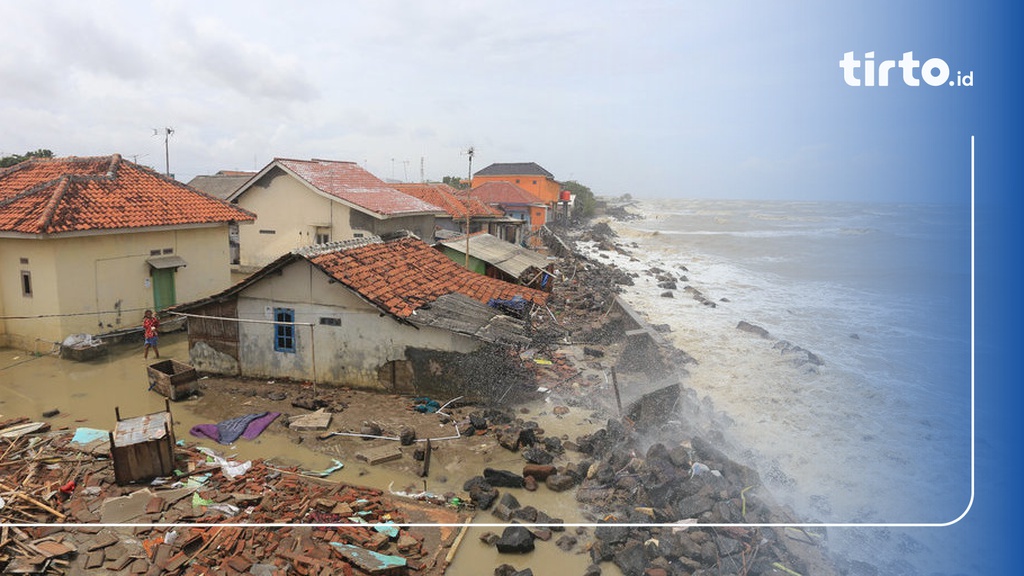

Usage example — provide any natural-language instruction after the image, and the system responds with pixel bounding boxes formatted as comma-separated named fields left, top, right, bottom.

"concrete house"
left=187, top=170, right=257, bottom=265
left=173, top=232, right=549, bottom=398
left=227, top=159, right=446, bottom=270
left=471, top=162, right=561, bottom=206
left=461, top=181, right=550, bottom=241
left=0, top=154, right=255, bottom=351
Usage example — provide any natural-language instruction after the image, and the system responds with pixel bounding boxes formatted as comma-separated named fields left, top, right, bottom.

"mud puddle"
left=1, top=332, right=622, bottom=575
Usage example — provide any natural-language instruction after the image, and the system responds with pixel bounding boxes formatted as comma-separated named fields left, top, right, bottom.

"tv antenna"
left=153, top=128, right=174, bottom=177
left=462, top=146, right=475, bottom=182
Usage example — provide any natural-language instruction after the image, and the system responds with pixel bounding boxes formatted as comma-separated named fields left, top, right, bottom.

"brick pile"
left=0, top=424, right=469, bottom=575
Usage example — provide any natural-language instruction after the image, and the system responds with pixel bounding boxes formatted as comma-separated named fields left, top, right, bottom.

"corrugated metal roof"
left=439, top=233, right=551, bottom=278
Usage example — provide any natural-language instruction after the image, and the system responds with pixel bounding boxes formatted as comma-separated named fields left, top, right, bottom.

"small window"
left=353, top=232, right=364, bottom=238
left=162, top=248, right=173, bottom=254
left=532, top=180, right=537, bottom=185
left=274, top=308, right=296, bottom=352
left=259, top=229, right=277, bottom=235
left=21, top=271, right=32, bottom=297
left=19, top=257, right=29, bottom=265
left=319, top=317, right=341, bottom=327
left=315, top=230, right=330, bottom=244
left=150, top=249, right=161, bottom=256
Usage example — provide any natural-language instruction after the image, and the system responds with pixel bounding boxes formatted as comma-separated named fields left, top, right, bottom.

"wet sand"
left=0, top=332, right=624, bottom=575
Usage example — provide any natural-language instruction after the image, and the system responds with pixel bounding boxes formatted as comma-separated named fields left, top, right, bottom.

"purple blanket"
left=189, top=412, right=280, bottom=444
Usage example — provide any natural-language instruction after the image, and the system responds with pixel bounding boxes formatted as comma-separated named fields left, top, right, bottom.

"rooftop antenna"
left=420, top=156, right=425, bottom=183
left=464, top=146, right=475, bottom=183
left=153, top=128, right=174, bottom=177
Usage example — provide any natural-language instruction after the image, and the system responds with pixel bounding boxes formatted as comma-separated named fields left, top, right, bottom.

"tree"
left=0, top=149, right=54, bottom=168
left=561, top=180, right=597, bottom=219
left=441, top=175, right=469, bottom=190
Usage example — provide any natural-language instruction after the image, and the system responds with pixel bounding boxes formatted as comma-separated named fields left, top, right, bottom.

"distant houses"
left=0, top=154, right=255, bottom=350
left=226, top=159, right=446, bottom=270
left=462, top=180, right=550, bottom=240
left=471, top=162, right=561, bottom=206
left=390, top=182, right=524, bottom=243
left=173, top=232, right=548, bottom=397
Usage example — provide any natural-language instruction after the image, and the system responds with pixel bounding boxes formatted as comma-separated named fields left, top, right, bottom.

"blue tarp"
left=488, top=295, right=528, bottom=317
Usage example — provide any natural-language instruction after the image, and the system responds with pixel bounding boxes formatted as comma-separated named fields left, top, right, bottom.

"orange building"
left=470, top=162, right=560, bottom=205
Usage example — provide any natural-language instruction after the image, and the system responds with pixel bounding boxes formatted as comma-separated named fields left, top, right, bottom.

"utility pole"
left=464, top=147, right=475, bottom=270
left=153, top=128, right=174, bottom=177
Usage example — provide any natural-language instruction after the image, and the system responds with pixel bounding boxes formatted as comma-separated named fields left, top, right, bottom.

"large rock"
left=736, top=320, right=771, bottom=339
left=612, top=540, right=647, bottom=576
left=522, top=446, right=554, bottom=465
left=495, top=526, right=535, bottom=554
left=522, top=464, right=556, bottom=481
left=545, top=473, right=577, bottom=492
left=484, top=468, right=525, bottom=488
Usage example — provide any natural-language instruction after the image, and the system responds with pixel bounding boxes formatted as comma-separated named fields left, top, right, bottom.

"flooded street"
left=0, top=332, right=622, bottom=575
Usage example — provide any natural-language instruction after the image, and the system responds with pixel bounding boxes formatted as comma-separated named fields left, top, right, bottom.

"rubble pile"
left=0, top=423, right=468, bottom=575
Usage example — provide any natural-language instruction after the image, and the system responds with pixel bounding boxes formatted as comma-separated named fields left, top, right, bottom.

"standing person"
left=143, top=310, right=160, bottom=359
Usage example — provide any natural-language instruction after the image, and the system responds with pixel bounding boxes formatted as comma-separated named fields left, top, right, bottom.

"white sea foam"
left=580, top=198, right=971, bottom=573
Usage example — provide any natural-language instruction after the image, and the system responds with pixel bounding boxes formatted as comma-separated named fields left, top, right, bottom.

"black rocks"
left=495, top=526, right=535, bottom=554
left=484, top=468, right=525, bottom=488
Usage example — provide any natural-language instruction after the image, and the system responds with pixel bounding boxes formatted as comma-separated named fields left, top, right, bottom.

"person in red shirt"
left=143, top=309, right=160, bottom=359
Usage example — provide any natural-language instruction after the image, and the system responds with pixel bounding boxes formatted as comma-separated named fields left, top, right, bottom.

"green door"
left=152, top=268, right=177, bottom=310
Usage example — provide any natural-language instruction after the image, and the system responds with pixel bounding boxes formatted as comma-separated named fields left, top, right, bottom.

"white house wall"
left=1, top=226, right=233, bottom=350
left=234, top=171, right=439, bottom=269
left=230, top=260, right=478, bottom=389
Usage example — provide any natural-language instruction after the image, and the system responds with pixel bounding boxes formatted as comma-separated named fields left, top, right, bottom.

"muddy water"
left=0, top=333, right=622, bottom=575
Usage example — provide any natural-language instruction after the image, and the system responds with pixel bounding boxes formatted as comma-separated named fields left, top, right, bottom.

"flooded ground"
left=0, top=332, right=623, bottom=575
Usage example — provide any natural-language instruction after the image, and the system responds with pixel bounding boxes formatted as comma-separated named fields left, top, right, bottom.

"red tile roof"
left=271, top=159, right=445, bottom=217
left=391, top=183, right=503, bottom=219
left=0, top=155, right=255, bottom=235
left=464, top=181, right=545, bottom=205
left=305, top=234, right=548, bottom=318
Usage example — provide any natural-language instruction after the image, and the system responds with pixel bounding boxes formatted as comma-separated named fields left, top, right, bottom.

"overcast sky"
left=0, top=1, right=991, bottom=202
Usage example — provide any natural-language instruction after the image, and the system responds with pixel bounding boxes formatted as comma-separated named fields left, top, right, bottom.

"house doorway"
left=151, top=268, right=177, bottom=310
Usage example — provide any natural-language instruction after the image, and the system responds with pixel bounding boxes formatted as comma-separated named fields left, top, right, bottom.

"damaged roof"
left=301, top=232, right=548, bottom=318
left=176, top=232, right=548, bottom=345
left=231, top=158, right=446, bottom=218
left=0, top=155, right=255, bottom=235
left=439, top=232, right=552, bottom=279
left=391, top=182, right=503, bottom=219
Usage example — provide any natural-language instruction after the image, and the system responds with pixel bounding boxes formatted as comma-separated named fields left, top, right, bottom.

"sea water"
left=579, top=198, right=972, bottom=571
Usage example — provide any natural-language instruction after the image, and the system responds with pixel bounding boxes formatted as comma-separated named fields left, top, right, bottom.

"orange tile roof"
left=391, top=183, right=503, bottom=219
left=273, top=159, right=445, bottom=216
left=464, top=181, right=545, bottom=205
left=0, top=155, right=255, bottom=235
left=305, top=235, right=548, bottom=318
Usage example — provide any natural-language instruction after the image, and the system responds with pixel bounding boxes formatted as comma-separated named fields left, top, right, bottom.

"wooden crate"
left=110, top=403, right=176, bottom=486
left=147, top=359, right=198, bottom=401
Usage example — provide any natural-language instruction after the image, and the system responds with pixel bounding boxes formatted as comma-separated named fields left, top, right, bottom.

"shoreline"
left=0, top=212, right=847, bottom=576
